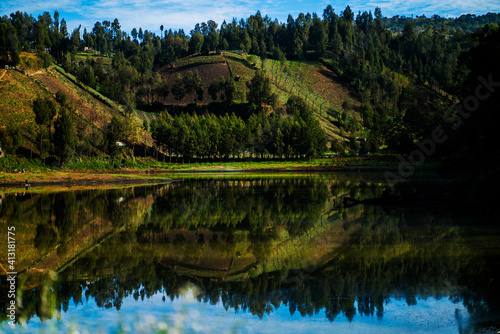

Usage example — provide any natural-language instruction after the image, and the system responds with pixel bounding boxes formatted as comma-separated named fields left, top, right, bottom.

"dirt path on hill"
left=0, top=69, right=7, bottom=81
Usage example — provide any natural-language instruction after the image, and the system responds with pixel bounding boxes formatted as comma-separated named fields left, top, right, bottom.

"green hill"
left=1, top=50, right=364, bottom=162
left=226, top=52, right=361, bottom=141
left=72, top=49, right=355, bottom=142
left=0, top=53, right=152, bottom=161
left=154, top=51, right=361, bottom=141
left=0, top=67, right=50, bottom=156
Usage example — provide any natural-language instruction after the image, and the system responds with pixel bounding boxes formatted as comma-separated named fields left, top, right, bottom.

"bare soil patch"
left=33, top=70, right=111, bottom=130
left=159, top=62, right=231, bottom=105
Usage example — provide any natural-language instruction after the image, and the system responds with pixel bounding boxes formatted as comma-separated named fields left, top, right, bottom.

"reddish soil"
left=33, top=70, right=111, bottom=129
left=159, top=62, right=232, bottom=105
left=314, top=67, right=361, bottom=111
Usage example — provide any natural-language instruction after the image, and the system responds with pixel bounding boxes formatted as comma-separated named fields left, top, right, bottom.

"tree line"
left=32, top=91, right=76, bottom=165
left=2, top=8, right=498, bottom=91
left=151, top=95, right=327, bottom=161
left=1, top=7, right=499, bottom=160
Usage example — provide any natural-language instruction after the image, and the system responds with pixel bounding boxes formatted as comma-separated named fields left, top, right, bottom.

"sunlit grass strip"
left=1, top=155, right=425, bottom=186
left=52, top=64, right=122, bottom=113
left=173, top=54, right=225, bottom=68
left=260, top=57, right=337, bottom=119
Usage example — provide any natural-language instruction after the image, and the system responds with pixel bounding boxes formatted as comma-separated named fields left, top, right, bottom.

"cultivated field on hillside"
left=260, top=57, right=361, bottom=118
left=224, top=53, right=353, bottom=141
left=159, top=62, right=232, bottom=105
left=33, top=68, right=113, bottom=131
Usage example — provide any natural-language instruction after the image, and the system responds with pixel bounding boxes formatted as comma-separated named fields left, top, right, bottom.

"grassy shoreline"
left=0, top=155, right=440, bottom=186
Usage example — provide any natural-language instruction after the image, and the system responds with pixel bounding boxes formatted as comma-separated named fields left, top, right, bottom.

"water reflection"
left=1, top=175, right=499, bottom=333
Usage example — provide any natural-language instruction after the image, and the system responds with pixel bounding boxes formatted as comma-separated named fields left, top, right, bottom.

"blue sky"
left=8, top=292, right=470, bottom=334
left=1, top=0, right=499, bottom=36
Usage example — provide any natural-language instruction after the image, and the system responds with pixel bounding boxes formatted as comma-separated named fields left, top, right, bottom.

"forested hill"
left=1, top=6, right=499, bottom=166
left=382, top=12, right=500, bottom=33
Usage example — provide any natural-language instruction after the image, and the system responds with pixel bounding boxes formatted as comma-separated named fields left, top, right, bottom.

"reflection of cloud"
left=1, top=0, right=499, bottom=34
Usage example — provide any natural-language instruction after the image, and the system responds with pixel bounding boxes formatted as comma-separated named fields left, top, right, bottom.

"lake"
left=1, top=173, right=499, bottom=333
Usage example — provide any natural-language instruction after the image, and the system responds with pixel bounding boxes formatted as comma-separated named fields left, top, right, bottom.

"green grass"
left=75, top=51, right=113, bottom=62
left=0, top=155, right=409, bottom=176
left=18, top=52, right=41, bottom=71
left=52, top=65, right=122, bottom=112
left=225, top=52, right=346, bottom=141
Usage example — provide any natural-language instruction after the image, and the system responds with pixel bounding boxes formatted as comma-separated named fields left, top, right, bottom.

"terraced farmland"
left=260, top=57, right=360, bottom=118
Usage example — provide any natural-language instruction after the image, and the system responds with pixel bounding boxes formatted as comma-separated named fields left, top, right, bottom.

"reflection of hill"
left=4, top=207, right=499, bottom=328
left=0, top=177, right=346, bottom=280
left=0, top=187, right=157, bottom=287
left=130, top=177, right=368, bottom=279
left=1, top=177, right=499, bottom=330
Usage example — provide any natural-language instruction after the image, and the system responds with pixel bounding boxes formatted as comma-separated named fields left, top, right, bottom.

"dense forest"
left=1, top=7, right=499, bottom=164
left=150, top=96, right=327, bottom=161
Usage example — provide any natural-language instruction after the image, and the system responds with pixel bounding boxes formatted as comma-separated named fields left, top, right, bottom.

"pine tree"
left=54, top=107, right=76, bottom=164
left=33, top=97, right=57, bottom=164
left=247, top=70, right=272, bottom=108
left=106, top=115, right=125, bottom=156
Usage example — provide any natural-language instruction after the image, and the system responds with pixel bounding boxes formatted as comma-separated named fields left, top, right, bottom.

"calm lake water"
left=1, top=173, right=499, bottom=333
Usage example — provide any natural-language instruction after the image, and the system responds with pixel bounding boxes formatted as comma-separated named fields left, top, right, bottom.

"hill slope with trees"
left=1, top=7, right=499, bottom=166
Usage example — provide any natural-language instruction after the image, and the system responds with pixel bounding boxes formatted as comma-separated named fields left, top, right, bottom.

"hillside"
left=33, top=67, right=115, bottom=130
left=0, top=53, right=153, bottom=160
left=227, top=52, right=361, bottom=141
left=152, top=51, right=360, bottom=141
left=71, top=50, right=359, bottom=144
left=0, top=49, right=443, bottom=160
left=159, top=61, right=232, bottom=105
left=1, top=51, right=354, bottom=163
left=71, top=49, right=349, bottom=143
left=0, top=68, right=49, bottom=156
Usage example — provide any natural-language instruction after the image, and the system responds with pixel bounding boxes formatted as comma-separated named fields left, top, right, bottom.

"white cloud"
left=1, top=0, right=499, bottom=36
left=69, top=0, right=258, bottom=33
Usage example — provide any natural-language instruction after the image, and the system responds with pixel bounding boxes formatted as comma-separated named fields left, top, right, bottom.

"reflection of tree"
left=4, top=214, right=499, bottom=326
left=249, top=229, right=276, bottom=262
left=105, top=190, right=133, bottom=228
left=54, top=192, right=77, bottom=239
left=1, top=179, right=499, bottom=329
left=34, top=224, right=57, bottom=250
left=146, top=178, right=330, bottom=234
